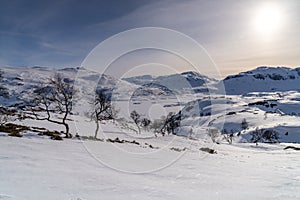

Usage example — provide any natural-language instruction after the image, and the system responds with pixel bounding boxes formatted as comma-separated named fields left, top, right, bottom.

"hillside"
left=223, top=66, right=300, bottom=95
left=2, top=66, right=300, bottom=143
left=1, top=66, right=300, bottom=200
left=123, top=71, right=217, bottom=94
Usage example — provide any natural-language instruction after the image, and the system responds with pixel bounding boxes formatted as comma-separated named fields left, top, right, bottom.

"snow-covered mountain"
left=2, top=66, right=300, bottom=200
left=131, top=83, right=175, bottom=98
left=223, top=66, right=300, bottom=95
left=3, top=65, right=300, bottom=143
left=6, top=66, right=300, bottom=103
left=123, top=71, right=217, bottom=94
left=0, top=66, right=138, bottom=108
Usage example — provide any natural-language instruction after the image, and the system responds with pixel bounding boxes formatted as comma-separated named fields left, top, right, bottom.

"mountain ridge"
left=222, top=66, right=300, bottom=95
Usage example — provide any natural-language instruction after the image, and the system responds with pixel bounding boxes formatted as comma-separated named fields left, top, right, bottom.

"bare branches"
left=88, top=89, right=117, bottom=138
left=93, top=90, right=114, bottom=121
left=26, top=73, right=76, bottom=138
left=160, top=112, right=180, bottom=136
left=130, top=110, right=141, bottom=134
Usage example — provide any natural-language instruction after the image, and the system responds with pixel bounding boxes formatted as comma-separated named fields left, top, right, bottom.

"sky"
left=1, top=0, right=300, bottom=77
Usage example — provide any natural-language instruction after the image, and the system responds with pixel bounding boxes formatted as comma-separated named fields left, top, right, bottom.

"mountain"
left=0, top=67, right=219, bottom=109
left=223, top=66, right=300, bottom=95
left=131, top=82, right=175, bottom=99
left=123, top=71, right=217, bottom=94
left=0, top=66, right=136, bottom=107
left=2, top=65, right=300, bottom=144
left=4, top=66, right=300, bottom=103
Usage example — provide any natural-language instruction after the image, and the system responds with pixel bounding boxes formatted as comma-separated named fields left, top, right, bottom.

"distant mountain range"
left=124, top=66, right=300, bottom=95
left=2, top=66, right=300, bottom=106
left=123, top=71, right=217, bottom=94
left=2, top=65, right=300, bottom=143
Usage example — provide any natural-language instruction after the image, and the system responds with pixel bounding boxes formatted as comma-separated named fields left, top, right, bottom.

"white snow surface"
left=1, top=66, right=300, bottom=199
left=1, top=112, right=300, bottom=199
left=223, top=66, right=300, bottom=94
left=1, top=133, right=300, bottom=200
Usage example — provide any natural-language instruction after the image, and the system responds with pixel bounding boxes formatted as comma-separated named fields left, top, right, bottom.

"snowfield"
left=1, top=66, right=300, bottom=199
left=0, top=135, right=300, bottom=200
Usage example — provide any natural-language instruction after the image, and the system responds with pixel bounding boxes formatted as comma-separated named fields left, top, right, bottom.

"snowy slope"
left=123, top=71, right=217, bottom=94
left=0, top=66, right=137, bottom=107
left=2, top=66, right=300, bottom=143
left=1, top=66, right=300, bottom=199
left=223, top=66, right=300, bottom=95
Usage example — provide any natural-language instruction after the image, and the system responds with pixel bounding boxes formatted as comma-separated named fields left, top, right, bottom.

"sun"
left=253, top=3, right=284, bottom=35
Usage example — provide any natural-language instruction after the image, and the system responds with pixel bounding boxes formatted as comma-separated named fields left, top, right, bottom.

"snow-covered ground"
left=1, top=66, right=300, bottom=199
left=0, top=134, right=299, bottom=200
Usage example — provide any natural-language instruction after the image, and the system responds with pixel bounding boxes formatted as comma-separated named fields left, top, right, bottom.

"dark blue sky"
left=0, top=0, right=151, bottom=66
left=1, top=0, right=300, bottom=76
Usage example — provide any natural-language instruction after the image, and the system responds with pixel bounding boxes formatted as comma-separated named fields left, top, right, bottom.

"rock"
left=200, top=147, right=217, bottom=154
left=284, top=146, right=300, bottom=151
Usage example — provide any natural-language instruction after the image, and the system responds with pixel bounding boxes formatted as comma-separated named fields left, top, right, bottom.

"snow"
left=1, top=66, right=300, bottom=199
left=223, top=66, right=300, bottom=95
left=0, top=135, right=299, bottom=200
left=123, top=71, right=217, bottom=94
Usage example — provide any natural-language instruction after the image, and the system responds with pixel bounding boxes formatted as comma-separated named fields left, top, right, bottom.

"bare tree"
left=117, top=111, right=151, bottom=135
left=160, top=112, right=179, bottom=136
left=130, top=110, right=141, bottom=134
left=141, top=118, right=151, bottom=131
left=28, top=73, right=76, bottom=138
left=89, top=89, right=116, bottom=138
left=147, top=112, right=180, bottom=136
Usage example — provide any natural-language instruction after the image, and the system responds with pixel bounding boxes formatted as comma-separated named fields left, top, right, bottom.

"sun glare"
left=254, top=3, right=284, bottom=36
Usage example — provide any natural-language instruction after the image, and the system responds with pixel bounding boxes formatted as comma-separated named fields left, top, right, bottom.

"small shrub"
left=262, top=130, right=279, bottom=142
left=241, top=118, right=249, bottom=130
left=200, top=147, right=217, bottom=154
left=80, top=136, right=104, bottom=141
left=8, top=132, right=23, bottom=137
left=226, top=111, right=236, bottom=115
left=250, top=128, right=279, bottom=143
left=38, top=130, right=63, bottom=140
left=170, top=147, right=187, bottom=152
left=0, top=123, right=30, bottom=136
left=50, top=134, right=63, bottom=140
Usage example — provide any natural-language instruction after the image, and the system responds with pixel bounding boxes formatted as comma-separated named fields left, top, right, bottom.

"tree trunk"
left=64, top=123, right=70, bottom=138
left=136, top=123, right=141, bottom=134
left=94, top=120, right=99, bottom=139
